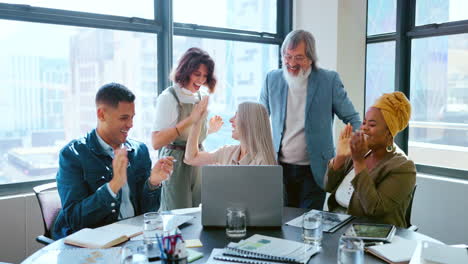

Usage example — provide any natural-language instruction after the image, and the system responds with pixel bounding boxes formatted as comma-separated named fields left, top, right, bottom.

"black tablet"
left=343, top=223, right=396, bottom=242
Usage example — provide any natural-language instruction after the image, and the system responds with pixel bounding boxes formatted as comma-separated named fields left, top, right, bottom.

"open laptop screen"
left=201, top=165, right=283, bottom=227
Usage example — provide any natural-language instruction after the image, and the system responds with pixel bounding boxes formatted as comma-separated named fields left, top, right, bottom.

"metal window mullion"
left=407, top=20, right=468, bottom=39
left=394, top=0, right=412, bottom=154
left=276, top=0, right=293, bottom=67
left=156, top=0, right=172, bottom=94
left=175, top=23, right=277, bottom=38
left=173, top=27, right=282, bottom=45
left=0, top=3, right=162, bottom=33
left=416, top=165, right=468, bottom=180
left=366, top=33, right=397, bottom=43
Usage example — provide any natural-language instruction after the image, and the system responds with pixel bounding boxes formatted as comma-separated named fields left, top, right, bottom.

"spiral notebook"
left=208, top=249, right=282, bottom=264
left=210, top=234, right=318, bottom=264
left=222, top=247, right=301, bottom=264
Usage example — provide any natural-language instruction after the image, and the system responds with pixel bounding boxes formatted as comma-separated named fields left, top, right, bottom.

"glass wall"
left=366, top=0, right=468, bottom=175
left=0, top=0, right=285, bottom=186
left=0, top=20, right=157, bottom=184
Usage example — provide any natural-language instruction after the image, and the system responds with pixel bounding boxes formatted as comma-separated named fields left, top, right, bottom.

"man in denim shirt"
left=52, top=83, right=174, bottom=239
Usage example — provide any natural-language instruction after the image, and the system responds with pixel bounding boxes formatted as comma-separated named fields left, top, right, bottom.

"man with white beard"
left=260, top=30, right=361, bottom=210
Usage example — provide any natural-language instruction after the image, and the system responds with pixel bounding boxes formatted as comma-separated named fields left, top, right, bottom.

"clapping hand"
left=336, top=123, right=353, bottom=158
left=350, top=130, right=369, bottom=163
left=149, top=156, right=175, bottom=185
left=208, top=115, right=224, bottom=134
left=109, top=146, right=128, bottom=193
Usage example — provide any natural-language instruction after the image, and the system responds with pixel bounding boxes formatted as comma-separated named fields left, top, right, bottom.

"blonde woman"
left=185, top=101, right=276, bottom=166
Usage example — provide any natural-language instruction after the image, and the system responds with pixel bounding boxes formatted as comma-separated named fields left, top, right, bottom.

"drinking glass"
left=226, top=207, right=247, bottom=238
left=143, top=212, right=163, bottom=259
left=337, top=236, right=364, bottom=264
left=302, top=211, right=323, bottom=247
left=143, top=212, right=162, bottom=241
left=121, top=242, right=149, bottom=264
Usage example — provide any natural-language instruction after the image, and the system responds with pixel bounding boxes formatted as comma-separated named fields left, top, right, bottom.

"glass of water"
left=143, top=212, right=163, bottom=259
left=143, top=212, right=162, bottom=241
left=302, top=211, right=323, bottom=247
left=337, top=236, right=364, bottom=264
left=121, top=242, right=149, bottom=264
left=226, top=207, right=247, bottom=238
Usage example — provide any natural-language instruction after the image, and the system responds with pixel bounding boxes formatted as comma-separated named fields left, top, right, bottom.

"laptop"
left=201, top=165, right=283, bottom=227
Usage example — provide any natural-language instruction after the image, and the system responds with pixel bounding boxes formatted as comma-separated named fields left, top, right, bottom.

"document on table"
left=30, top=248, right=121, bottom=264
left=224, top=234, right=319, bottom=264
left=285, top=209, right=353, bottom=232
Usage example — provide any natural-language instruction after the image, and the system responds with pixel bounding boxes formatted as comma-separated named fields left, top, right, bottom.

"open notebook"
left=64, top=223, right=142, bottom=248
left=65, top=213, right=195, bottom=248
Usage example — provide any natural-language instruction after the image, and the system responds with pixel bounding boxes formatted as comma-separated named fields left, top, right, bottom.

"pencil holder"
left=161, top=256, right=188, bottom=264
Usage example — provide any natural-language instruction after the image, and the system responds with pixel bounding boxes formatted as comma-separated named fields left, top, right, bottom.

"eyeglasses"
left=283, top=54, right=307, bottom=63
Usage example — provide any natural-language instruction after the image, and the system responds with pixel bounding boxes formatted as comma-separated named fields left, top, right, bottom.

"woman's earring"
left=386, top=145, right=394, bottom=152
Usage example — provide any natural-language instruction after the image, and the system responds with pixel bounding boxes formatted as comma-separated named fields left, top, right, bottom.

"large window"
left=0, top=1, right=290, bottom=189
left=0, top=20, right=158, bottom=185
left=365, top=0, right=468, bottom=177
left=3, top=0, right=154, bottom=19
left=173, top=0, right=276, bottom=33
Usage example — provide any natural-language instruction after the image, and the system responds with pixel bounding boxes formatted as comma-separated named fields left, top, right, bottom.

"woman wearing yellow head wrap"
left=324, top=92, right=416, bottom=227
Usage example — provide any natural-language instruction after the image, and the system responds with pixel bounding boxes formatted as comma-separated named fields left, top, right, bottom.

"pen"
left=364, top=242, right=384, bottom=247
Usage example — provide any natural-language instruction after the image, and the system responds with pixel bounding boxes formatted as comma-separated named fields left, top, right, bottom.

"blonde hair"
left=237, top=102, right=277, bottom=165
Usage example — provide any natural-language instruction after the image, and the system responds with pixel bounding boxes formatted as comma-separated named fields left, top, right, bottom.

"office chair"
left=33, top=182, right=61, bottom=245
left=406, top=184, right=418, bottom=231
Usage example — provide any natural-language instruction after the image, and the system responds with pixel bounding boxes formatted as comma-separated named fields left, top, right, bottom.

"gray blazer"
left=259, top=68, right=361, bottom=188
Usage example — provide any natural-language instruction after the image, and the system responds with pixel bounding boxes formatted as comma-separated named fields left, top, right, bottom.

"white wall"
left=294, top=0, right=468, bottom=245
left=0, top=194, right=44, bottom=263
left=413, top=174, right=468, bottom=244
left=293, top=0, right=339, bottom=71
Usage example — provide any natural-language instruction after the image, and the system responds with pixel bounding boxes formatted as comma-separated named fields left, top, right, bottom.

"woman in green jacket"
left=324, top=92, right=416, bottom=228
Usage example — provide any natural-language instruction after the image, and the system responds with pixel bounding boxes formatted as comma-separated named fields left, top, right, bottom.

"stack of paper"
left=410, top=241, right=468, bottom=264
left=365, top=236, right=418, bottom=264
left=206, top=234, right=319, bottom=264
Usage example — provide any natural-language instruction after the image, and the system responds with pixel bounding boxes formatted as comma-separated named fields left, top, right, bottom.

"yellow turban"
left=371, top=92, right=411, bottom=137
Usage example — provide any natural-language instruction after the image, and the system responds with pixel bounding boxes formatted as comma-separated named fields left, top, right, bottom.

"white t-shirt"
left=335, top=169, right=356, bottom=208
left=153, top=84, right=207, bottom=131
left=279, top=77, right=309, bottom=165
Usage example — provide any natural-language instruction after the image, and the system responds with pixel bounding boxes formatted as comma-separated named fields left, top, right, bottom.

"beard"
left=282, top=64, right=311, bottom=88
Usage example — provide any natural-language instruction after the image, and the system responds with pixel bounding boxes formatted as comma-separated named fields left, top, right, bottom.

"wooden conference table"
left=22, top=207, right=442, bottom=263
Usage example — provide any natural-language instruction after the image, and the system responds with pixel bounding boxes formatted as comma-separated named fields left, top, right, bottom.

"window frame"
left=0, top=0, right=292, bottom=195
left=365, top=0, right=468, bottom=179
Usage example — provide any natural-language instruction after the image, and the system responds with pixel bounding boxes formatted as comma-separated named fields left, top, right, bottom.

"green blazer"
left=324, top=150, right=416, bottom=227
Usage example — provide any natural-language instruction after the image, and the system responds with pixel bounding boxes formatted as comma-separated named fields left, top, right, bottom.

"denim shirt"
left=52, top=129, right=160, bottom=239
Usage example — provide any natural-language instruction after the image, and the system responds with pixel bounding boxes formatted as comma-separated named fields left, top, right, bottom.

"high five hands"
left=208, top=115, right=223, bottom=134
left=189, top=96, right=209, bottom=124
left=190, top=96, right=224, bottom=133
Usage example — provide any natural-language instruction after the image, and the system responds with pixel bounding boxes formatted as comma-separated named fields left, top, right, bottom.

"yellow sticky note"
left=185, top=239, right=203, bottom=248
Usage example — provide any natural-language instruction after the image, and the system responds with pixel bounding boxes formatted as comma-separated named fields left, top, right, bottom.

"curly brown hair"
left=170, top=47, right=217, bottom=93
